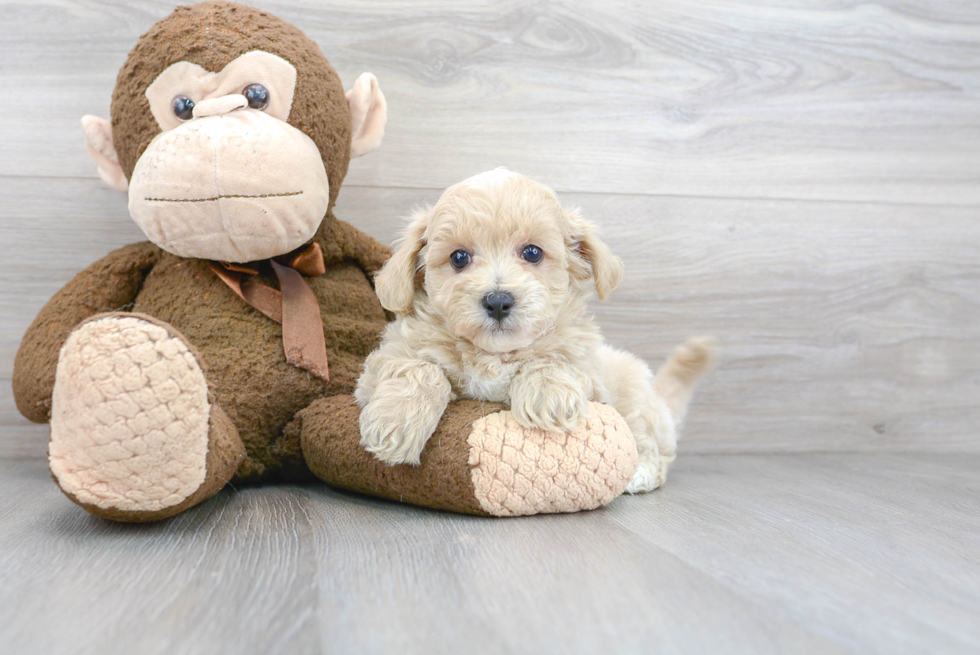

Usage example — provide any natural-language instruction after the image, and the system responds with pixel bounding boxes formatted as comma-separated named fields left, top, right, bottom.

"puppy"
left=356, top=168, right=715, bottom=493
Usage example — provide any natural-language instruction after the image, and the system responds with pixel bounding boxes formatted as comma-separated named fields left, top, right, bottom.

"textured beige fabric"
left=127, top=50, right=327, bottom=263
left=145, top=51, right=298, bottom=131
left=49, top=316, right=210, bottom=512
left=346, top=72, right=387, bottom=158
left=467, top=402, right=637, bottom=517
left=81, top=115, right=128, bottom=192
left=127, top=109, right=330, bottom=262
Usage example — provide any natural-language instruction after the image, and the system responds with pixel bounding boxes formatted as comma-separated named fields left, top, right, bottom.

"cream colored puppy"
left=356, top=169, right=715, bottom=492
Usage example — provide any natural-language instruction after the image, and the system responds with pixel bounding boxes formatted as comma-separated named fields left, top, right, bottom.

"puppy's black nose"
left=482, top=291, right=514, bottom=322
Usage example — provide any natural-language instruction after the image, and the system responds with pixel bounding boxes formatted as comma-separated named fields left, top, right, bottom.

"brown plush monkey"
left=12, top=2, right=637, bottom=522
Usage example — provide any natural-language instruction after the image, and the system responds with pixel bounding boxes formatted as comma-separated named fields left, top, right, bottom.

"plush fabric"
left=110, top=1, right=352, bottom=209
left=467, top=402, right=637, bottom=517
left=13, top=242, right=163, bottom=423
left=132, top=46, right=329, bottom=263
left=12, top=1, right=637, bottom=522
left=145, top=51, right=298, bottom=130
left=346, top=72, right=387, bottom=158
left=50, top=315, right=212, bottom=512
left=128, top=108, right=331, bottom=262
left=127, top=217, right=390, bottom=481
left=295, top=395, right=494, bottom=515
left=81, top=115, right=129, bottom=192
left=62, top=400, right=247, bottom=523
left=296, top=397, right=637, bottom=517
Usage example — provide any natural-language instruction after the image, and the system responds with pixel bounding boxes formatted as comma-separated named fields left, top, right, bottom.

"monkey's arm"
left=12, top=241, right=163, bottom=423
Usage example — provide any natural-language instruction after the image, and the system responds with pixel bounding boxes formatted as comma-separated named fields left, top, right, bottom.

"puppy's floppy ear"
left=375, top=208, right=429, bottom=314
left=565, top=207, right=624, bottom=300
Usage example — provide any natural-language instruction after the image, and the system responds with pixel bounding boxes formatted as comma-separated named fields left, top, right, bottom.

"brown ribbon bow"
left=210, top=242, right=330, bottom=381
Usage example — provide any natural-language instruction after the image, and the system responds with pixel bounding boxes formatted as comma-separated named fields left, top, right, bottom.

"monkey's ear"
left=566, top=207, right=624, bottom=300
left=374, top=208, right=429, bottom=314
left=81, top=115, right=128, bottom=193
left=346, top=73, right=387, bottom=158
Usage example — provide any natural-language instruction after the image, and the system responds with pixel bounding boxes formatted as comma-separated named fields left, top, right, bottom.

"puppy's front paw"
left=510, top=367, right=590, bottom=433
left=359, top=398, right=435, bottom=466
left=358, top=362, right=452, bottom=466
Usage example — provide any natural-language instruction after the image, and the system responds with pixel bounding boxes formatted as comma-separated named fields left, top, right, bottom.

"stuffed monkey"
left=12, top=1, right=637, bottom=522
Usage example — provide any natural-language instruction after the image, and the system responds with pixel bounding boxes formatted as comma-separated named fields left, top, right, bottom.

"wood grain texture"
left=1, top=454, right=977, bottom=655
left=3, top=2, right=978, bottom=652
left=2, top=180, right=977, bottom=456
left=1, top=0, right=979, bottom=202
left=604, top=452, right=980, bottom=655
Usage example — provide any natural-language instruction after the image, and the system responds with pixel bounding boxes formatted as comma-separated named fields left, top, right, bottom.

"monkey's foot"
left=49, top=314, right=244, bottom=522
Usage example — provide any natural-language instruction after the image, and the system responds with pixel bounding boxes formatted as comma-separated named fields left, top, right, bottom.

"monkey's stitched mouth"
left=144, top=191, right=304, bottom=203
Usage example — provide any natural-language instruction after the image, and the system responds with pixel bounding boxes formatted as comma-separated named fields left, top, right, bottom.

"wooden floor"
left=2, top=454, right=979, bottom=654
left=1, top=1, right=978, bottom=653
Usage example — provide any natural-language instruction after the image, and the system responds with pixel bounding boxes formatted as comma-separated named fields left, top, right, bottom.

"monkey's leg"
left=289, top=396, right=638, bottom=517
left=49, top=313, right=245, bottom=522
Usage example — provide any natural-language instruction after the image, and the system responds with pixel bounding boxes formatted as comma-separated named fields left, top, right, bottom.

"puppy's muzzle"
left=482, top=291, right=514, bottom=322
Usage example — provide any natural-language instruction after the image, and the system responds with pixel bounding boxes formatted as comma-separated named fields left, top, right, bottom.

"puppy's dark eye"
left=450, top=250, right=472, bottom=270
left=172, top=95, right=195, bottom=121
left=521, top=245, right=544, bottom=264
left=243, top=83, right=270, bottom=110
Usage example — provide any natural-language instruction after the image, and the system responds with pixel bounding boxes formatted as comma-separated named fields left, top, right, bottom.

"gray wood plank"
left=605, top=453, right=980, bottom=655
left=3, top=179, right=977, bottom=456
left=301, top=485, right=846, bottom=655
left=1, top=454, right=977, bottom=654
left=1, top=0, right=979, bottom=203
left=0, top=460, right=321, bottom=655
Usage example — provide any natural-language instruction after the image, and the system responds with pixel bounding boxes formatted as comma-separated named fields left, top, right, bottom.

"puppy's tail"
left=654, top=336, right=718, bottom=425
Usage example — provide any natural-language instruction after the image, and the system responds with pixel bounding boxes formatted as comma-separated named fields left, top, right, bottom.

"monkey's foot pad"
left=467, top=402, right=638, bottom=517
left=49, top=315, right=211, bottom=514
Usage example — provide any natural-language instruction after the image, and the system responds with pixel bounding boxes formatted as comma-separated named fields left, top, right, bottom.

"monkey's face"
left=128, top=51, right=329, bottom=263
left=81, top=2, right=387, bottom=265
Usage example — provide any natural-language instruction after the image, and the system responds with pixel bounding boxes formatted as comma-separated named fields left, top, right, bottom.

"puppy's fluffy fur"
left=356, top=169, right=715, bottom=492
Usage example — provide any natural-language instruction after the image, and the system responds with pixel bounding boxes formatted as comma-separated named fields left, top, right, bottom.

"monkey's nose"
left=192, top=94, right=248, bottom=119
left=482, top=291, right=514, bottom=322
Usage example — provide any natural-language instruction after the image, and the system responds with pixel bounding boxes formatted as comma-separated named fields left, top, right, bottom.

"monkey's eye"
left=172, top=95, right=195, bottom=121
left=243, top=83, right=270, bottom=110
left=521, top=245, right=544, bottom=264
left=450, top=250, right=472, bottom=270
